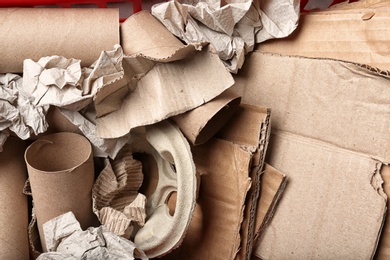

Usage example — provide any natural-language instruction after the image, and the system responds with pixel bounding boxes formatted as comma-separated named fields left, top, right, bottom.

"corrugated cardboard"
left=0, top=138, right=29, bottom=260
left=376, top=164, right=390, bottom=259
left=216, top=104, right=271, bottom=260
left=0, top=8, right=119, bottom=73
left=256, top=5, right=390, bottom=72
left=232, top=52, right=389, bottom=259
left=25, top=132, right=98, bottom=252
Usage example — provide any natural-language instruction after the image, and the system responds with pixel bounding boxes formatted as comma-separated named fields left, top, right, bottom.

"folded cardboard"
left=256, top=4, right=390, bottom=72
left=0, top=8, right=119, bottom=73
left=25, top=132, right=98, bottom=252
left=216, top=104, right=271, bottom=260
left=0, top=138, right=29, bottom=260
left=232, top=52, right=389, bottom=259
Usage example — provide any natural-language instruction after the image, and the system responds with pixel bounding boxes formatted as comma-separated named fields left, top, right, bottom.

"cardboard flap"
left=233, top=52, right=390, bottom=163
left=256, top=7, right=390, bottom=72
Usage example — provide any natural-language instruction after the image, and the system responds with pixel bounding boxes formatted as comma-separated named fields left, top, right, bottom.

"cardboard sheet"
left=232, top=52, right=389, bottom=259
left=376, top=164, right=390, bottom=259
left=216, top=104, right=271, bottom=260
left=172, top=89, right=241, bottom=146
left=96, top=47, right=234, bottom=138
left=25, top=132, right=98, bottom=252
left=256, top=6, right=390, bottom=72
left=252, top=163, right=287, bottom=244
left=0, top=138, right=29, bottom=260
left=0, top=8, right=119, bottom=73
left=163, top=137, right=252, bottom=260
left=152, top=0, right=299, bottom=73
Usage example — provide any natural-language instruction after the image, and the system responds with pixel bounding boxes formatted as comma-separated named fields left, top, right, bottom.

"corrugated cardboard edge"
left=252, top=164, right=287, bottom=245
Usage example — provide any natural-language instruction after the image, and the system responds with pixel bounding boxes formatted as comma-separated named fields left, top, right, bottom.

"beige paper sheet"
left=0, top=8, right=119, bottom=73
left=0, top=138, right=29, bottom=260
left=25, top=132, right=98, bottom=252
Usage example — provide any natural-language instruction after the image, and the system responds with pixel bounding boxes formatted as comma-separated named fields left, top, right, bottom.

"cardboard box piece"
left=0, top=138, right=30, bottom=260
left=232, top=52, right=389, bottom=259
left=256, top=3, right=390, bottom=72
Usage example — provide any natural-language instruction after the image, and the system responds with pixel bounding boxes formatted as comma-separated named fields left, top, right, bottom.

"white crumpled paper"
left=37, top=212, right=148, bottom=260
left=0, top=73, right=48, bottom=140
left=22, top=45, right=124, bottom=111
left=152, top=0, right=299, bottom=73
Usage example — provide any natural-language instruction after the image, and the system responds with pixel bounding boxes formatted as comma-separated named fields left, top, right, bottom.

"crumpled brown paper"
left=151, top=0, right=299, bottom=73
left=37, top=212, right=147, bottom=260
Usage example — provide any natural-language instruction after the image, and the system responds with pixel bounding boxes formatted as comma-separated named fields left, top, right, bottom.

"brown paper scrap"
left=96, top=47, right=234, bottom=138
left=0, top=138, right=29, bottom=260
left=172, top=89, right=241, bottom=146
left=25, top=132, right=98, bottom=252
left=121, top=11, right=203, bottom=62
left=0, top=8, right=119, bottom=73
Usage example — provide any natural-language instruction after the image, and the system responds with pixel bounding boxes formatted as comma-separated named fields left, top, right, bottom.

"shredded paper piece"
left=37, top=212, right=147, bottom=260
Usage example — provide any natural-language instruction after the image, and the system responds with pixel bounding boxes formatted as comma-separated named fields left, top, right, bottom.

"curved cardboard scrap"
left=121, top=11, right=202, bottom=62
left=131, top=120, right=197, bottom=258
left=171, top=89, right=241, bottom=146
left=0, top=8, right=119, bottom=73
left=0, top=138, right=29, bottom=260
left=25, top=132, right=97, bottom=252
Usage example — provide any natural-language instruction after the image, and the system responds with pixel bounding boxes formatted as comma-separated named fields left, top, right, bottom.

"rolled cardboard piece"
left=25, top=132, right=97, bottom=252
left=171, top=89, right=241, bottom=146
left=0, top=138, right=30, bottom=260
left=0, top=8, right=119, bottom=73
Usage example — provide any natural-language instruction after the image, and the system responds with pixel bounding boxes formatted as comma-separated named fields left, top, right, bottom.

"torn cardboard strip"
left=216, top=104, right=271, bottom=260
left=121, top=11, right=203, bottom=62
left=232, top=52, right=390, bottom=259
left=256, top=7, right=390, bottom=72
left=376, top=164, right=390, bottom=259
left=0, top=8, right=119, bottom=73
left=25, top=132, right=98, bottom=252
left=172, top=89, right=241, bottom=146
left=0, top=138, right=29, bottom=260
left=96, top=46, right=234, bottom=138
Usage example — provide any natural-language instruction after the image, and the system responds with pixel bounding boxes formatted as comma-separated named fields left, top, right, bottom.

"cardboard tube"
left=0, top=8, right=119, bottom=73
left=171, top=89, right=241, bottom=145
left=25, top=132, right=97, bottom=252
left=0, top=138, right=29, bottom=260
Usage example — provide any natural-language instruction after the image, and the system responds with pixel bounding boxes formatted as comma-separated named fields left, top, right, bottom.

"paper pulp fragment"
left=37, top=212, right=147, bottom=260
